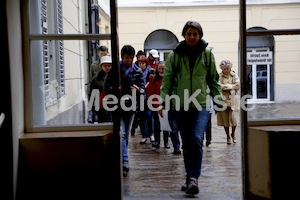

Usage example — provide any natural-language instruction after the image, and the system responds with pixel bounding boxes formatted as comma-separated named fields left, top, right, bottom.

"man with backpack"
left=159, top=20, right=223, bottom=196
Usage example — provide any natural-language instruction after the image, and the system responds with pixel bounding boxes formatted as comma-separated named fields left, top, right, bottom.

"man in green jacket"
left=159, top=20, right=223, bottom=196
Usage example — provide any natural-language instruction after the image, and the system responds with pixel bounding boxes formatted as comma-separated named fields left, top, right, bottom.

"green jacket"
left=160, top=39, right=223, bottom=109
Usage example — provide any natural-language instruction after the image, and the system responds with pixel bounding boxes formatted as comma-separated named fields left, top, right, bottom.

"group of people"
left=87, top=20, right=240, bottom=197
left=129, top=50, right=182, bottom=153
left=88, top=45, right=112, bottom=123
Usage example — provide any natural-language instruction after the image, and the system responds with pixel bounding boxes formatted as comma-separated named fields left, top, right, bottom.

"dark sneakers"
left=130, top=128, right=135, bottom=136
left=206, top=140, right=211, bottom=146
left=152, top=142, right=160, bottom=149
left=181, top=177, right=199, bottom=196
left=173, top=149, right=181, bottom=155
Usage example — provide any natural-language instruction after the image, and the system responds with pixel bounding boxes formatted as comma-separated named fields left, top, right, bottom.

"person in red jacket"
left=147, top=61, right=170, bottom=149
left=136, top=54, right=155, bottom=144
left=147, top=49, right=159, bottom=69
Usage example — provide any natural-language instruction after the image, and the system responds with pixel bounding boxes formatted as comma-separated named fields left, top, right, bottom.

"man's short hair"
left=181, top=21, right=203, bottom=38
left=121, top=45, right=135, bottom=58
left=98, top=45, right=108, bottom=52
left=136, top=50, right=146, bottom=57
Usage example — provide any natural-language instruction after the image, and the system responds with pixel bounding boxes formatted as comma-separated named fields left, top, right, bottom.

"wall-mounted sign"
left=247, top=52, right=273, bottom=65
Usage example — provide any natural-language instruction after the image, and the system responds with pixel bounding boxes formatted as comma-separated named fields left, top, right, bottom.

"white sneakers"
left=150, top=135, right=155, bottom=142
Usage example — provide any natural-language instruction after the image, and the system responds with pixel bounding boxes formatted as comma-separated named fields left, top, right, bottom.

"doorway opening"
left=246, top=27, right=274, bottom=103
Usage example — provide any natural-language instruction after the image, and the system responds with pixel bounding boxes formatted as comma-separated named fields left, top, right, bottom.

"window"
left=246, top=48, right=272, bottom=102
left=24, top=0, right=114, bottom=129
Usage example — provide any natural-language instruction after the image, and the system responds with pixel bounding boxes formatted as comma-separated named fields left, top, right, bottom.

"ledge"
left=19, top=130, right=113, bottom=140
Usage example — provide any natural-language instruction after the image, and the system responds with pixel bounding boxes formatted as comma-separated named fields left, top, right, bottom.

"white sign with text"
left=247, top=52, right=273, bottom=65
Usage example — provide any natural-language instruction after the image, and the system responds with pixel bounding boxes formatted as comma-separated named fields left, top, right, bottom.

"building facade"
left=117, top=0, right=300, bottom=103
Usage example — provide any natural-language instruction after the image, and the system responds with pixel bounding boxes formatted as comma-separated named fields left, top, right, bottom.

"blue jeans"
left=121, top=110, right=135, bottom=163
left=177, top=108, right=210, bottom=179
left=141, top=100, right=153, bottom=138
left=145, top=107, right=153, bottom=137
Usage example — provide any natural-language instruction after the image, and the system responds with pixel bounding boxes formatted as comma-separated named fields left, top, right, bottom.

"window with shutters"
left=24, top=0, right=112, bottom=128
left=41, top=0, right=65, bottom=106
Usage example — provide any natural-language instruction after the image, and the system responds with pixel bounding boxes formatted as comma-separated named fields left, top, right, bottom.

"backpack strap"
left=170, top=51, right=180, bottom=95
left=173, top=51, right=180, bottom=74
left=203, top=48, right=212, bottom=85
left=203, top=47, right=211, bottom=71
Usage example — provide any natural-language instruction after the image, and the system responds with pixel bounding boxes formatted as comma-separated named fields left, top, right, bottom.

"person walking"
left=147, top=49, right=159, bottom=69
left=135, top=50, right=147, bottom=65
left=130, top=50, right=148, bottom=136
left=216, top=59, right=240, bottom=144
left=88, top=45, right=109, bottom=123
left=147, top=61, right=170, bottom=149
left=89, top=45, right=109, bottom=82
left=159, top=20, right=223, bottom=196
left=134, top=54, right=155, bottom=144
left=105, top=45, right=144, bottom=176
left=89, top=55, right=112, bottom=123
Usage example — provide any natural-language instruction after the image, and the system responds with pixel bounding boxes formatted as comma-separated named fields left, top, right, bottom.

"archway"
left=144, top=29, right=178, bottom=61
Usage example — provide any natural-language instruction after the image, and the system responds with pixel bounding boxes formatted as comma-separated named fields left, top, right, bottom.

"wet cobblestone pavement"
left=123, top=113, right=243, bottom=200
left=123, top=103, right=300, bottom=200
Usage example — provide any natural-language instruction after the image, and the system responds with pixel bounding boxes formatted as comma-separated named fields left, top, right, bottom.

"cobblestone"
left=123, top=102, right=300, bottom=199
left=123, top=112, right=243, bottom=200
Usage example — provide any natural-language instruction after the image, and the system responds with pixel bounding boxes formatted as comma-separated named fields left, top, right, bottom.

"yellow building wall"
left=118, top=3, right=300, bottom=102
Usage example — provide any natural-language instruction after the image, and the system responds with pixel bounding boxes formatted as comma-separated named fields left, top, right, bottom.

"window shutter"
left=42, top=0, right=65, bottom=106
left=55, top=0, right=65, bottom=97
left=41, top=0, right=51, bottom=104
